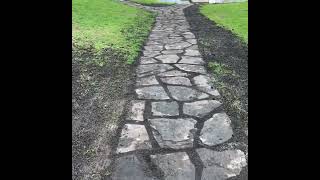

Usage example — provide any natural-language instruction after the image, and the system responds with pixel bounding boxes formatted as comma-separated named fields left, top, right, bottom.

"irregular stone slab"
left=184, top=34, right=196, bottom=39
left=175, top=64, right=206, bottom=74
left=146, top=40, right=161, bottom=45
left=149, top=34, right=167, bottom=39
left=182, top=32, right=195, bottom=39
left=169, top=34, right=181, bottom=37
left=151, top=101, right=179, bottom=116
left=177, top=27, right=190, bottom=32
left=155, top=54, right=180, bottom=63
left=179, top=56, right=205, bottom=65
left=168, top=86, right=209, bottom=101
left=149, top=118, right=197, bottom=149
left=127, top=100, right=145, bottom=121
left=117, top=124, right=151, bottom=153
left=112, top=155, right=156, bottom=180
left=137, top=64, right=174, bottom=77
left=150, top=152, right=195, bottom=180
left=143, top=51, right=161, bottom=58
left=162, top=38, right=184, bottom=44
left=165, top=42, right=192, bottom=50
left=183, top=100, right=222, bottom=118
left=158, top=70, right=189, bottom=77
left=182, top=32, right=193, bottom=35
left=136, top=86, right=170, bottom=100
left=136, top=76, right=159, bottom=86
left=161, top=77, right=192, bottom=86
left=196, top=148, right=247, bottom=180
left=193, top=75, right=220, bottom=96
left=184, top=49, right=201, bottom=56
left=186, top=45, right=199, bottom=50
left=161, top=50, right=184, bottom=54
left=144, top=45, right=163, bottom=51
left=140, top=57, right=159, bottom=64
left=200, top=113, right=233, bottom=146
left=186, top=39, right=197, bottom=44
left=164, top=27, right=174, bottom=31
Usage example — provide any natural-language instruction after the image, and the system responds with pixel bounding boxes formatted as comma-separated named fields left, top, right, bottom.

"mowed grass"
left=72, top=0, right=155, bottom=64
left=200, top=2, right=248, bottom=43
left=131, top=0, right=174, bottom=6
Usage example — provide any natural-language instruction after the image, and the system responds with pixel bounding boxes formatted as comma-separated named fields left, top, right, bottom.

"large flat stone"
left=182, top=32, right=193, bottom=35
left=137, top=64, right=174, bottom=77
left=161, top=77, right=192, bottom=86
left=149, top=118, right=197, bottom=149
left=151, top=101, right=179, bottom=116
left=140, top=57, right=159, bottom=64
left=184, top=34, right=196, bottom=39
left=144, top=45, right=163, bottom=51
left=136, top=86, right=170, bottom=100
left=127, top=100, right=145, bottom=121
left=186, top=39, right=197, bottom=44
left=150, top=152, right=195, bottom=180
left=112, top=155, right=156, bottom=180
left=162, top=38, right=184, bottom=44
left=158, top=70, right=189, bottom=77
left=184, top=49, right=201, bottom=56
left=196, top=148, right=247, bottom=180
left=155, top=54, right=180, bottom=63
left=179, top=56, right=205, bottom=65
left=200, top=113, right=233, bottom=146
left=167, top=86, right=209, bottom=101
left=165, top=42, right=192, bottom=50
left=182, top=32, right=195, bottom=39
left=143, top=51, right=161, bottom=58
left=149, top=34, right=167, bottom=39
left=161, top=50, right=184, bottom=55
left=117, top=124, right=152, bottom=153
left=186, top=45, right=199, bottom=50
left=183, top=100, right=222, bottom=118
left=193, top=75, right=220, bottom=96
left=136, top=76, right=159, bottom=86
left=175, top=64, right=207, bottom=74
left=169, top=33, right=182, bottom=37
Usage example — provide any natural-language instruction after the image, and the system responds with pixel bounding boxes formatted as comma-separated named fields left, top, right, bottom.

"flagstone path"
left=110, top=3, right=247, bottom=180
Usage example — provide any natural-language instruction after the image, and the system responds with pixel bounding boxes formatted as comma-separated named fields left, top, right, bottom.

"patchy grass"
left=72, top=0, right=155, bottom=64
left=208, top=62, right=232, bottom=76
left=131, top=0, right=174, bottom=6
left=200, top=2, right=248, bottom=43
left=208, top=62, right=239, bottom=78
left=208, top=60, right=247, bottom=125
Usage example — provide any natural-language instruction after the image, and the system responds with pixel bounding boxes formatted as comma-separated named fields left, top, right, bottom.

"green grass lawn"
left=131, top=0, right=174, bottom=6
left=72, top=0, right=155, bottom=64
left=200, top=2, right=248, bottom=43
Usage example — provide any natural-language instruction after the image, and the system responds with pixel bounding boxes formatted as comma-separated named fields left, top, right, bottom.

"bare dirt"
left=72, top=48, right=135, bottom=180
